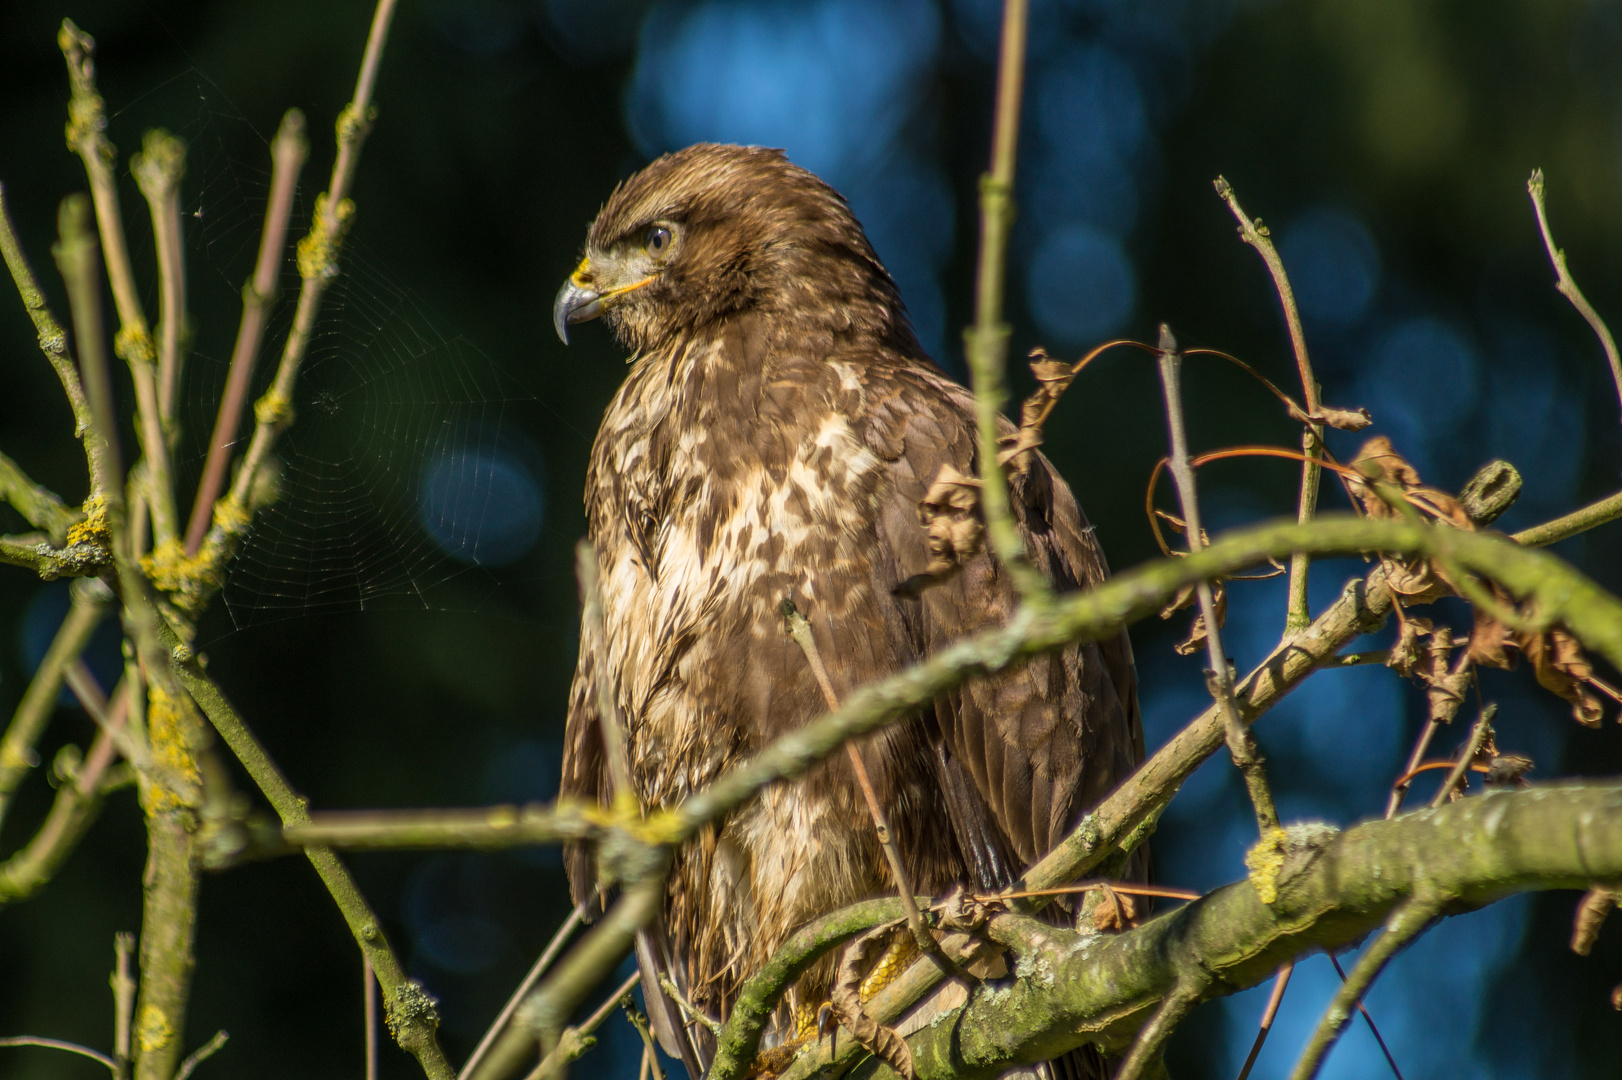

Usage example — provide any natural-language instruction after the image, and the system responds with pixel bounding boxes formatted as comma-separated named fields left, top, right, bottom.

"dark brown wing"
left=860, top=357, right=1142, bottom=886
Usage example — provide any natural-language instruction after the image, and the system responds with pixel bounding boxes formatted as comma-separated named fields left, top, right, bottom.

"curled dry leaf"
left=1172, top=581, right=1227, bottom=657
left=894, top=464, right=983, bottom=598
left=998, top=349, right=1078, bottom=480
left=1089, top=885, right=1139, bottom=933
left=1469, top=597, right=1608, bottom=727
left=1348, top=436, right=1474, bottom=605
left=931, top=886, right=1008, bottom=979
left=831, top=925, right=916, bottom=1080
left=1285, top=400, right=1374, bottom=432
left=1387, top=614, right=1435, bottom=679
left=1572, top=887, right=1619, bottom=957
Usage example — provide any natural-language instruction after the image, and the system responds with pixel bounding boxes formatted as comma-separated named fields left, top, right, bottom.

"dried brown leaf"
left=1572, top=887, right=1619, bottom=956
left=1173, top=580, right=1227, bottom=656
left=1387, top=615, right=1435, bottom=679
left=1348, top=437, right=1476, bottom=604
left=996, top=349, right=1079, bottom=480
left=1527, top=627, right=1606, bottom=727
left=1286, top=401, right=1374, bottom=431
left=1090, top=885, right=1140, bottom=933
left=895, top=464, right=984, bottom=598
left=831, top=926, right=915, bottom=1079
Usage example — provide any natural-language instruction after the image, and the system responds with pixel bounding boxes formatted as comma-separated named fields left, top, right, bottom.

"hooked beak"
left=553, top=258, right=657, bottom=345
left=553, top=278, right=602, bottom=345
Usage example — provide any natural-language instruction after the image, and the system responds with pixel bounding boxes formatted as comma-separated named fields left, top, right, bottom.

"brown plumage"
left=555, top=144, right=1142, bottom=1075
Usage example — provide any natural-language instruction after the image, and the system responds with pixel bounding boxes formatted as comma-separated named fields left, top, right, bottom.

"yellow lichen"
left=253, top=389, right=294, bottom=427
left=114, top=323, right=156, bottom=366
left=67, top=494, right=109, bottom=547
left=296, top=192, right=356, bottom=281
left=1244, top=827, right=1291, bottom=905
left=137, top=1003, right=172, bottom=1053
left=141, top=683, right=202, bottom=813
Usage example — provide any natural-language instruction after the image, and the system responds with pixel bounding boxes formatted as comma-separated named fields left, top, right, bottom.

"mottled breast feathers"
left=557, top=144, right=1141, bottom=1076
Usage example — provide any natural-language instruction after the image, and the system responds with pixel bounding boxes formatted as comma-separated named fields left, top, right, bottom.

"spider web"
left=122, top=73, right=545, bottom=632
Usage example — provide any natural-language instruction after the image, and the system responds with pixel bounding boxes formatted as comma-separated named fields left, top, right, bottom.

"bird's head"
left=554, top=143, right=911, bottom=355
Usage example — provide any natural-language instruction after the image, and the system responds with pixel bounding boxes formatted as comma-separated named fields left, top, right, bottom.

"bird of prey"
left=555, top=144, right=1142, bottom=1076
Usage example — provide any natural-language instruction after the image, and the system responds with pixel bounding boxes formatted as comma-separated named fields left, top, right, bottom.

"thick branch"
left=868, top=783, right=1622, bottom=1080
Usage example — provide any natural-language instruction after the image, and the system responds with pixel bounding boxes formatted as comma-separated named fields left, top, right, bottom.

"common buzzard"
left=555, top=143, right=1142, bottom=1076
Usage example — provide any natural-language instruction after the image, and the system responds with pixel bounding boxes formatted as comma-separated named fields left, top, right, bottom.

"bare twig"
left=0, top=576, right=110, bottom=825
left=520, top=971, right=644, bottom=1080
left=0, top=183, right=98, bottom=482
left=1113, top=987, right=1196, bottom=1080
left=964, top=0, right=1046, bottom=600
left=184, top=110, right=308, bottom=555
left=1213, top=176, right=1325, bottom=633
left=172, top=1031, right=228, bottom=1080
left=657, top=973, right=723, bottom=1038
left=130, top=129, right=188, bottom=427
left=1429, top=705, right=1497, bottom=809
left=1156, top=324, right=1279, bottom=837
left=782, top=599, right=934, bottom=955
left=52, top=195, right=123, bottom=522
left=1511, top=488, right=1622, bottom=548
left=469, top=880, right=663, bottom=1080
left=1235, top=962, right=1293, bottom=1080
left=365, top=957, right=378, bottom=1080
left=460, top=895, right=595, bottom=1080
left=0, top=1035, right=116, bottom=1072
left=211, top=0, right=399, bottom=574
left=1528, top=169, right=1622, bottom=423
left=1325, top=954, right=1404, bottom=1080
left=113, top=932, right=135, bottom=1079
left=1289, top=902, right=1435, bottom=1080
left=0, top=450, right=81, bottom=544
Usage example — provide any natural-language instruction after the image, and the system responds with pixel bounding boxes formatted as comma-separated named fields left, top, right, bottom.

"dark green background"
left=1, top=1, right=1620, bottom=1077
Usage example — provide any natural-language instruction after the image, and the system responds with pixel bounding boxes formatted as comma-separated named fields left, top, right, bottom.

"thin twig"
left=1511, top=488, right=1622, bottom=548
left=365, top=956, right=378, bottom=1080
left=1235, top=961, right=1293, bottom=1080
left=52, top=195, right=123, bottom=524
left=184, top=110, right=308, bottom=555
left=1429, top=705, right=1496, bottom=809
left=0, top=576, right=110, bottom=825
left=782, top=599, right=933, bottom=955
left=1326, top=954, right=1404, bottom=1080
left=0, top=1035, right=116, bottom=1072
left=1528, top=169, right=1622, bottom=423
left=461, top=895, right=595, bottom=1080
left=964, top=0, right=1046, bottom=600
left=1114, top=989, right=1197, bottom=1080
left=658, top=974, right=723, bottom=1038
left=0, top=450, right=81, bottom=544
left=172, top=1031, right=228, bottom=1080
left=983, top=882, right=1200, bottom=903
left=1289, top=903, right=1434, bottom=1080
left=112, top=932, right=135, bottom=1079
left=215, top=0, right=399, bottom=560
left=469, top=880, right=663, bottom=1080
left=521, top=972, right=644, bottom=1080
left=0, top=183, right=99, bottom=485
left=1213, top=176, right=1325, bottom=633
left=130, top=130, right=188, bottom=427
left=1155, top=324, right=1279, bottom=836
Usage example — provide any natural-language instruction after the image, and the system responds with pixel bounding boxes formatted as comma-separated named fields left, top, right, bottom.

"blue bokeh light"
left=18, top=583, right=124, bottom=707
left=418, top=436, right=545, bottom=567
left=1279, top=208, right=1381, bottom=326
left=1027, top=47, right=1150, bottom=237
left=1351, top=316, right=1481, bottom=482
left=627, top=0, right=951, bottom=356
left=1026, top=222, right=1136, bottom=342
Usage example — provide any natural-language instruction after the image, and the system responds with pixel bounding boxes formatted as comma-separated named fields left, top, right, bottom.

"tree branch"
left=964, top=0, right=1046, bottom=601
left=1528, top=169, right=1622, bottom=424
left=853, top=783, right=1622, bottom=1080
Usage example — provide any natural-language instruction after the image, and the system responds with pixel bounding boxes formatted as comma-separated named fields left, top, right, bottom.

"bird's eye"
left=644, top=225, right=672, bottom=258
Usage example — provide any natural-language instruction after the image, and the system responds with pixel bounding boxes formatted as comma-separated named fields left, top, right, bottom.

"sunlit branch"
left=1528, top=169, right=1622, bottom=424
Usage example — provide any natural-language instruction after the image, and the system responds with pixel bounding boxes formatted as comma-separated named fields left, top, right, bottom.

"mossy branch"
left=852, top=783, right=1622, bottom=1080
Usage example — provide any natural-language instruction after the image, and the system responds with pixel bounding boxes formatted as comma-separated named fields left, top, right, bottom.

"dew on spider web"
left=119, top=71, right=548, bottom=633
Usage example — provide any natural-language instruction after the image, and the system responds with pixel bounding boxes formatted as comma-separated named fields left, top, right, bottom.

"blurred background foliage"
left=2, top=0, right=1621, bottom=1077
